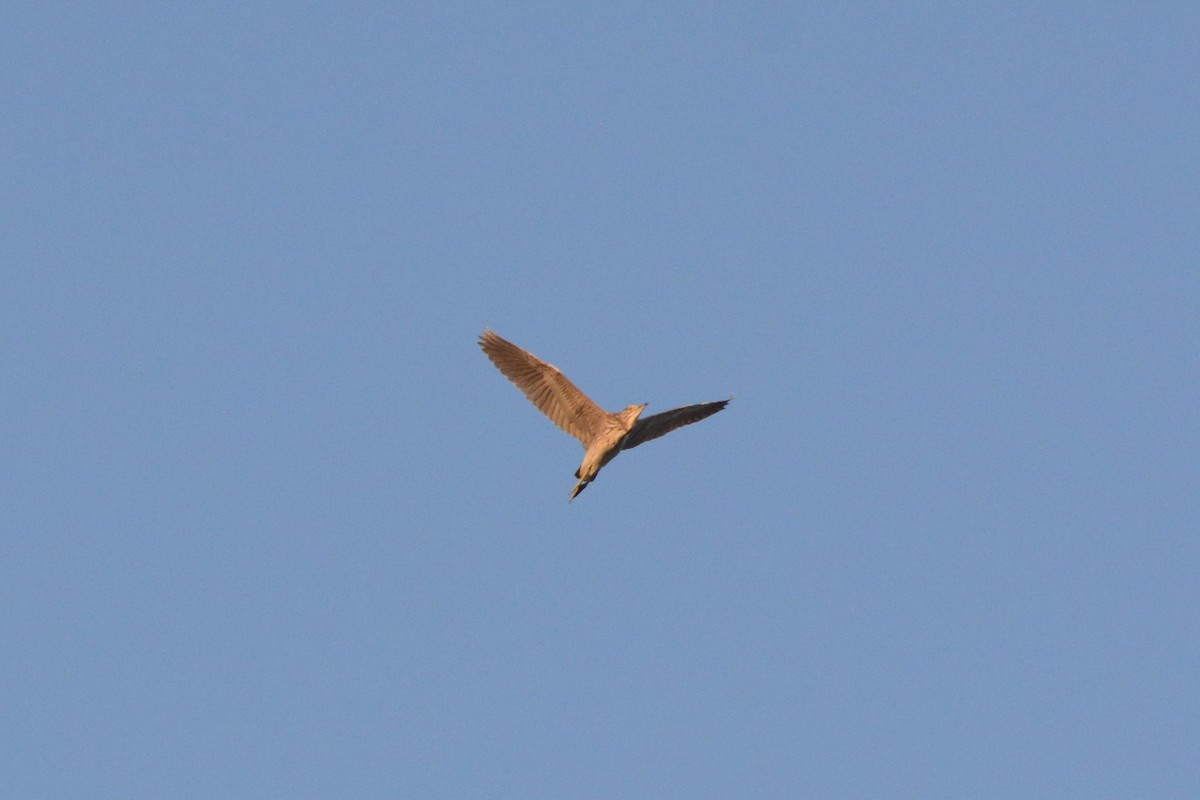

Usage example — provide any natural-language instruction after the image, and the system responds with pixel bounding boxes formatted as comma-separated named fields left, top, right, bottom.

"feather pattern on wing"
left=621, top=399, right=730, bottom=451
left=478, top=330, right=608, bottom=446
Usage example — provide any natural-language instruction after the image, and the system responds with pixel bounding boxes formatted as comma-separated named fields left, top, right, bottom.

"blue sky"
left=4, top=2, right=1198, bottom=797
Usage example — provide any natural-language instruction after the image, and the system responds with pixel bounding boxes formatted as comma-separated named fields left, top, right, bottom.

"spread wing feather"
left=479, top=330, right=608, bottom=446
left=621, top=398, right=730, bottom=451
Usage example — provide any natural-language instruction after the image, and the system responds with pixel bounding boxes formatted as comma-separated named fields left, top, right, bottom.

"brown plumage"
left=479, top=329, right=729, bottom=501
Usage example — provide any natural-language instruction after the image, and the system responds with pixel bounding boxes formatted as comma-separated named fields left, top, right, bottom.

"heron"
left=479, top=329, right=730, bottom=501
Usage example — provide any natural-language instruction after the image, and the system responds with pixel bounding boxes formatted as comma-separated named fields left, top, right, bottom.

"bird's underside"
left=478, top=329, right=729, bottom=501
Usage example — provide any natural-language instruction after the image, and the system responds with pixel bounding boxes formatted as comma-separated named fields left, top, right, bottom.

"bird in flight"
left=479, top=329, right=730, bottom=501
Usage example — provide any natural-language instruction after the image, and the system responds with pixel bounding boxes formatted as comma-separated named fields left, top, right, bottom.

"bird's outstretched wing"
left=621, top=398, right=730, bottom=451
left=479, top=330, right=608, bottom=446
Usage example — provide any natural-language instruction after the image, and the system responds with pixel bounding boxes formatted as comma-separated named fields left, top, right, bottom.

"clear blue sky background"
left=4, top=3, right=1198, bottom=797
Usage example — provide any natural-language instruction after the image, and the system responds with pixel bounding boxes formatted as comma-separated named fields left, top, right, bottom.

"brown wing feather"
left=621, top=398, right=730, bottom=451
left=479, top=330, right=608, bottom=445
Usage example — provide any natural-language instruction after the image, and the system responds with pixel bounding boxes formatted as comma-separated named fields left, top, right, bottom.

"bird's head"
left=619, top=403, right=649, bottom=425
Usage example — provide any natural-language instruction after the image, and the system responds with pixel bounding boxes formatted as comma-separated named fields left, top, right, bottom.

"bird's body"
left=478, top=330, right=729, bottom=501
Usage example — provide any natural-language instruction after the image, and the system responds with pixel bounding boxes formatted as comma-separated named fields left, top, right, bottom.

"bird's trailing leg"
left=569, top=477, right=589, bottom=502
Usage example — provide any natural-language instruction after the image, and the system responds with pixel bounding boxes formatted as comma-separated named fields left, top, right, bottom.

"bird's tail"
left=569, top=478, right=589, bottom=502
